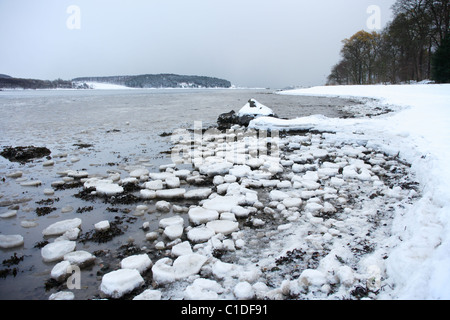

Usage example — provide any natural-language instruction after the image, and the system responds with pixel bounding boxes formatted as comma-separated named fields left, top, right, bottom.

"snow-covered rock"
left=238, top=99, right=274, bottom=117
left=100, top=269, right=144, bottom=299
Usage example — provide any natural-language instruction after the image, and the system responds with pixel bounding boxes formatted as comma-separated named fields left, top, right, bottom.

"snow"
left=273, top=84, right=450, bottom=299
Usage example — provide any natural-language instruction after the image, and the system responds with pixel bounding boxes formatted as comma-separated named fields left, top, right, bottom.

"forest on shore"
left=327, top=0, right=449, bottom=85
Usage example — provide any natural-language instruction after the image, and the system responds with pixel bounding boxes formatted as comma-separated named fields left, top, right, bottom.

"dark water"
left=0, top=88, right=358, bottom=300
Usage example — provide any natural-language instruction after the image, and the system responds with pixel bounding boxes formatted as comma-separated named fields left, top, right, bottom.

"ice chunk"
left=159, top=216, right=184, bottom=228
left=151, top=254, right=208, bottom=284
left=100, top=269, right=144, bottom=298
left=144, top=180, right=163, bottom=190
left=63, top=250, right=95, bottom=268
left=42, top=218, right=82, bottom=236
left=234, top=281, right=255, bottom=300
left=164, top=224, right=184, bottom=240
left=206, top=220, right=239, bottom=235
left=185, top=278, right=224, bottom=300
left=203, top=195, right=241, bottom=213
left=188, top=207, right=219, bottom=225
left=155, top=188, right=186, bottom=199
left=41, top=240, right=76, bottom=262
left=269, top=190, right=290, bottom=201
left=298, top=269, right=327, bottom=287
left=0, top=234, right=24, bottom=249
left=187, top=226, right=215, bottom=243
left=120, top=254, right=152, bottom=274
left=184, top=188, right=213, bottom=200
left=171, top=241, right=193, bottom=257
left=94, top=220, right=110, bottom=231
left=133, top=289, right=162, bottom=300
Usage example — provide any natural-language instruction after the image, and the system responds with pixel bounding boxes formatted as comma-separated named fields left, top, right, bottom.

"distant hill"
left=0, top=77, right=73, bottom=89
left=72, top=73, right=232, bottom=88
left=0, top=74, right=12, bottom=79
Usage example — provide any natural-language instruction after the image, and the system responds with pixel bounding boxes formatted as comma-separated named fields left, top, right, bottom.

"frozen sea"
left=0, top=88, right=360, bottom=300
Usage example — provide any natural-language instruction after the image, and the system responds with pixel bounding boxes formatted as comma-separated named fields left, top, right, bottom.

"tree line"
left=327, top=0, right=449, bottom=85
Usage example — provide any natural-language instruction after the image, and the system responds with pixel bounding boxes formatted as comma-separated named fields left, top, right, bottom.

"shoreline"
left=1, top=84, right=448, bottom=299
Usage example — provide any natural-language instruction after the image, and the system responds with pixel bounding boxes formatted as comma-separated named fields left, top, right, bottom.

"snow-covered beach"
left=272, top=84, right=450, bottom=299
left=0, top=85, right=449, bottom=300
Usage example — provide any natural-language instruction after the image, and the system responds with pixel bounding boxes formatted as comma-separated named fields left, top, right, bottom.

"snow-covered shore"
left=264, top=84, right=450, bottom=299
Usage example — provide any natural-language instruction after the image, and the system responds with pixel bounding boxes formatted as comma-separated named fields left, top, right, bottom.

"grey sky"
left=0, top=0, right=396, bottom=88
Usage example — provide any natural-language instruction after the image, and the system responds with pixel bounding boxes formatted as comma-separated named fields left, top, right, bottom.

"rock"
left=100, top=269, right=145, bottom=299
left=151, top=254, right=208, bottom=284
left=206, top=220, right=239, bottom=235
left=41, top=240, right=76, bottom=262
left=0, top=234, right=24, bottom=249
left=94, top=220, right=110, bottom=231
left=0, top=146, right=51, bottom=163
left=63, top=250, right=96, bottom=268
left=188, top=207, right=219, bottom=225
left=120, top=254, right=152, bottom=274
left=42, top=218, right=82, bottom=236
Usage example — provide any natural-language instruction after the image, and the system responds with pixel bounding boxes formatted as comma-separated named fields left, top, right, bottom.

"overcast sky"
left=0, top=0, right=396, bottom=88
